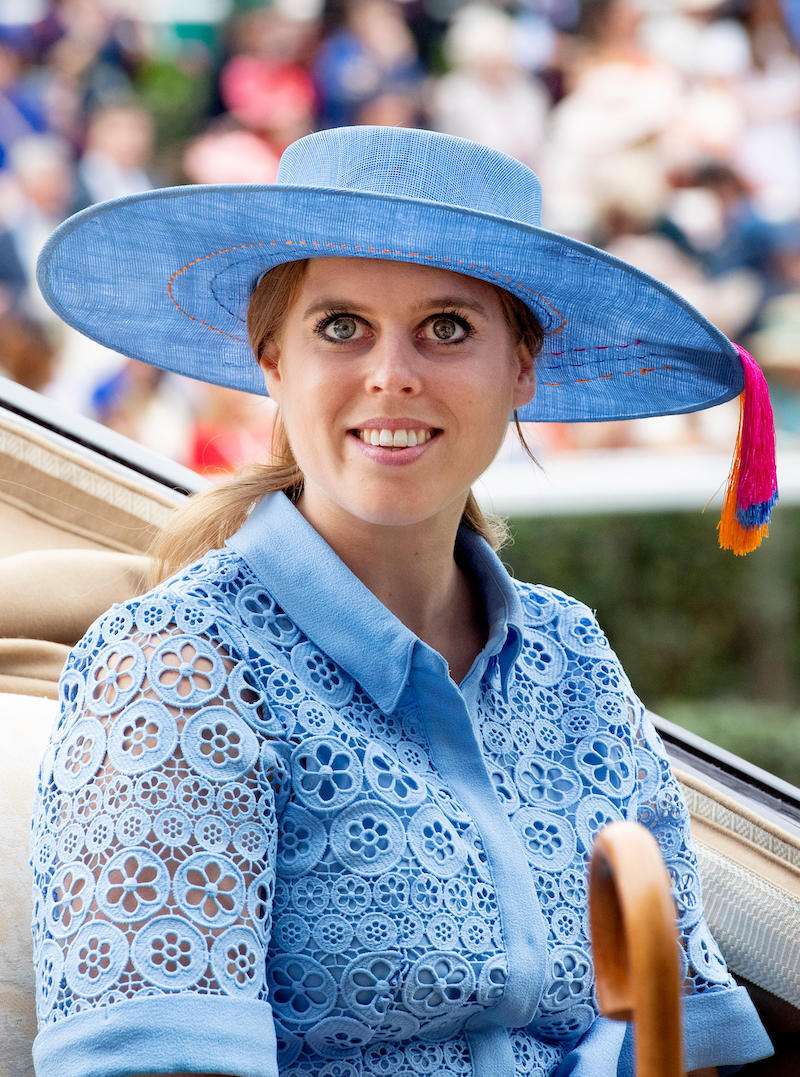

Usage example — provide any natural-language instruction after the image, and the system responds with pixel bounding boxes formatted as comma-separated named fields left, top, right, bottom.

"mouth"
left=350, top=426, right=439, bottom=449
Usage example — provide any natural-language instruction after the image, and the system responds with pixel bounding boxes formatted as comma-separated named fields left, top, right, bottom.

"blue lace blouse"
left=30, top=491, right=772, bottom=1077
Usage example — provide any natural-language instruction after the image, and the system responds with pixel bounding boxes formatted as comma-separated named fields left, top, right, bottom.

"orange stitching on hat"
left=166, top=238, right=571, bottom=340
left=543, top=364, right=674, bottom=388
left=166, top=241, right=270, bottom=342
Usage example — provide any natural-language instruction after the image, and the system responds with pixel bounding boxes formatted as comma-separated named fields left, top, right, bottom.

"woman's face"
left=260, top=257, right=536, bottom=536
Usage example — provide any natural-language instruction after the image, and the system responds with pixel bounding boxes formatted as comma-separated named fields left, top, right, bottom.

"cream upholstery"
left=1, top=693, right=56, bottom=1077
left=0, top=410, right=179, bottom=559
left=677, top=769, right=800, bottom=1009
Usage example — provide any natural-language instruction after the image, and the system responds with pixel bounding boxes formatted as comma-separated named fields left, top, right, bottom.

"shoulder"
left=65, top=545, right=274, bottom=674
left=512, top=578, right=600, bottom=630
left=509, top=578, right=639, bottom=708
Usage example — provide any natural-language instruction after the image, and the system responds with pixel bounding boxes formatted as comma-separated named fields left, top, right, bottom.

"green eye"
left=327, top=316, right=358, bottom=340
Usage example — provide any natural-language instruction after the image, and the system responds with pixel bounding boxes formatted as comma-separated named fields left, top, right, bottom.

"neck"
left=295, top=491, right=487, bottom=680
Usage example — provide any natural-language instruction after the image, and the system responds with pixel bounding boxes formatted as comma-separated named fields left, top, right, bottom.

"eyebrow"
left=301, top=295, right=491, bottom=320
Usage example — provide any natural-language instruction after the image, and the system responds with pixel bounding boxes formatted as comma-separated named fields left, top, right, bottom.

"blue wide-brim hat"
left=36, top=125, right=776, bottom=551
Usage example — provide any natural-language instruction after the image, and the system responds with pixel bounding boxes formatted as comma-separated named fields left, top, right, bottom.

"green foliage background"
left=504, top=505, right=800, bottom=785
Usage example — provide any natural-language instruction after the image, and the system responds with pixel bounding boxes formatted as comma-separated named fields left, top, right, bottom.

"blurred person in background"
left=74, top=100, right=156, bottom=206
left=35, top=0, right=141, bottom=151
left=0, top=35, right=50, bottom=170
left=0, top=132, right=76, bottom=317
left=660, top=160, right=789, bottom=329
left=746, top=290, right=800, bottom=437
left=744, top=222, right=800, bottom=437
left=220, top=5, right=318, bottom=151
left=188, top=381, right=278, bottom=476
left=89, top=356, right=194, bottom=461
left=430, top=2, right=550, bottom=167
left=312, top=0, right=422, bottom=127
left=737, top=0, right=800, bottom=220
left=540, top=0, right=683, bottom=239
left=183, top=6, right=318, bottom=185
left=0, top=310, right=56, bottom=392
left=643, top=0, right=751, bottom=170
left=219, top=56, right=316, bottom=156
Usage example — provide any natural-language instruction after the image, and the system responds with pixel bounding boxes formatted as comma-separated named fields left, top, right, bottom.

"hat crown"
left=276, top=125, right=543, bottom=227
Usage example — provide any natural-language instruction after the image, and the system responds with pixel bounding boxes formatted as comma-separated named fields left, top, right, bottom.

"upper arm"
left=31, top=599, right=284, bottom=1073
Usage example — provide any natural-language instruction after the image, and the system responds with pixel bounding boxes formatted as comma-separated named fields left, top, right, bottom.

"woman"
left=31, top=126, right=775, bottom=1077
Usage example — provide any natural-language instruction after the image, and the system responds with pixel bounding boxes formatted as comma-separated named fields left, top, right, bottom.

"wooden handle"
left=589, top=821, right=685, bottom=1077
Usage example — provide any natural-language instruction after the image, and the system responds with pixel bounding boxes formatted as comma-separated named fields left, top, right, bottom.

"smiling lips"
left=355, top=427, right=435, bottom=448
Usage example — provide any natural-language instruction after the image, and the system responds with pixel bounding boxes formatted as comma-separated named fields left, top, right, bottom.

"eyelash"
left=312, top=308, right=476, bottom=341
left=313, top=309, right=354, bottom=338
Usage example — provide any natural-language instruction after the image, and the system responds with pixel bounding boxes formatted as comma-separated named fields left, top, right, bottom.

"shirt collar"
left=226, top=491, right=523, bottom=712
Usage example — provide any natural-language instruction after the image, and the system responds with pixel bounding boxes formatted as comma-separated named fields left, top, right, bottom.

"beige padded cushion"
left=0, top=550, right=150, bottom=698
left=0, top=412, right=178, bottom=558
left=0, top=408, right=178, bottom=697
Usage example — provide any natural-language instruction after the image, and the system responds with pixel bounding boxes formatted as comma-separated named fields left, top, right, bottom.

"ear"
left=258, top=339, right=282, bottom=399
left=512, top=338, right=536, bottom=410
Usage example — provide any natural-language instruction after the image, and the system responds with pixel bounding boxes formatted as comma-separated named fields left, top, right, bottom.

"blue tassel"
left=736, top=491, right=779, bottom=529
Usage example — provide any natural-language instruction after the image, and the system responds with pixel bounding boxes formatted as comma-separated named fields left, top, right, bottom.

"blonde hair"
left=148, top=259, right=543, bottom=585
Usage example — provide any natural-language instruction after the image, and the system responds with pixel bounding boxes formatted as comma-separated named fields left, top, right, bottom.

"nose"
left=365, top=330, right=421, bottom=396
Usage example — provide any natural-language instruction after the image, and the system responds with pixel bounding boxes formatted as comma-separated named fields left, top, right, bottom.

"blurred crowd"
left=0, top=0, right=799, bottom=473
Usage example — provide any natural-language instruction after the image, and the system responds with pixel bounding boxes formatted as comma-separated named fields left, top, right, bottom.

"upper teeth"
left=358, top=428, right=433, bottom=447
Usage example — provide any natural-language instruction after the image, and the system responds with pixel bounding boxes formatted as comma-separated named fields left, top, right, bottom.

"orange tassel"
left=717, top=346, right=777, bottom=555
left=717, top=393, right=768, bottom=554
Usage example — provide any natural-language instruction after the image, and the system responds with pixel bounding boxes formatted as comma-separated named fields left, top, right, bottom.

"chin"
left=347, top=492, right=469, bottom=532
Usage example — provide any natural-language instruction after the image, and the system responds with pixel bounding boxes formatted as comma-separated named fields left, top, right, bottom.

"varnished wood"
left=590, top=821, right=685, bottom=1077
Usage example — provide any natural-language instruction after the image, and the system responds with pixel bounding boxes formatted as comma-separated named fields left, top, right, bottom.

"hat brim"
left=36, top=183, right=743, bottom=422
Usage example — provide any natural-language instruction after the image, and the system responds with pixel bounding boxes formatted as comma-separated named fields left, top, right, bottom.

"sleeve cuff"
left=33, top=993, right=278, bottom=1077
left=684, top=986, right=774, bottom=1072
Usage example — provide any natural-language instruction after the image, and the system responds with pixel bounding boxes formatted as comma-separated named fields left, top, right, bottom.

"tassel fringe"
left=717, top=345, right=778, bottom=555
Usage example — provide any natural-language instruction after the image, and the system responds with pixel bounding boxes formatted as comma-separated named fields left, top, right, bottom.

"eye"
left=317, top=314, right=363, bottom=342
left=422, top=314, right=472, bottom=343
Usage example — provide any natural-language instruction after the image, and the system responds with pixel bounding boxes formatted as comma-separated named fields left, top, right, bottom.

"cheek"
left=274, top=373, right=344, bottom=459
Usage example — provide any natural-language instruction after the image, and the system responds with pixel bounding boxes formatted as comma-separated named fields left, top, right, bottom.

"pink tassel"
left=718, top=345, right=778, bottom=554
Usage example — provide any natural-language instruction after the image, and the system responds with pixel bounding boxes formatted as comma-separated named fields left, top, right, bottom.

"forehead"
left=298, top=256, right=505, bottom=309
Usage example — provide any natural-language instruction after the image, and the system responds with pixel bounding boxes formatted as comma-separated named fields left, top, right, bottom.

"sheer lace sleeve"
left=628, top=701, right=735, bottom=997
left=30, top=595, right=284, bottom=1076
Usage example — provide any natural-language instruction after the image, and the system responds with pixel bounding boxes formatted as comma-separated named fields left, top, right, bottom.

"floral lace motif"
left=31, top=549, right=733, bottom=1075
